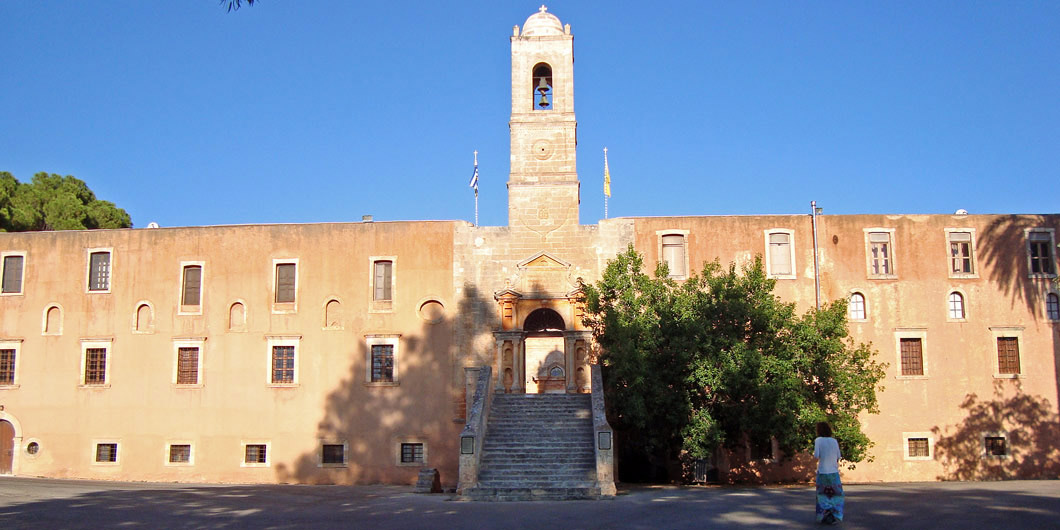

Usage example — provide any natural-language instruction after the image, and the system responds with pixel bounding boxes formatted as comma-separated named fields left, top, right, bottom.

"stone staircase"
left=462, top=393, right=603, bottom=501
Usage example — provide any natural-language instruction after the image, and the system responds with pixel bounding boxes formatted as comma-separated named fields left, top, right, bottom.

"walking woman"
left=814, top=421, right=844, bottom=524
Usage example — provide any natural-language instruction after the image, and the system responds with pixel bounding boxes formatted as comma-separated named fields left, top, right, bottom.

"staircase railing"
left=457, top=365, right=493, bottom=494
left=590, top=364, right=617, bottom=496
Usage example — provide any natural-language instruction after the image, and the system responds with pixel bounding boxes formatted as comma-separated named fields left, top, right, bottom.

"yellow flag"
left=603, top=149, right=611, bottom=197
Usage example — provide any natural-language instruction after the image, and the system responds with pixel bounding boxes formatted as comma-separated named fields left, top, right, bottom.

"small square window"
left=245, top=444, right=267, bottom=464
left=1, top=254, right=24, bottom=294
left=88, top=251, right=112, bottom=291
left=95, top=443, right=118, bottom=463
left=908, top=438, right=929, bottom=458
left=321, top=444, right=345, bottom=465
left=400, top=443, right=424, bottom=464
left=169, top=444, right=191, bottom=463
left=985, top=436, right=1006, bottom=457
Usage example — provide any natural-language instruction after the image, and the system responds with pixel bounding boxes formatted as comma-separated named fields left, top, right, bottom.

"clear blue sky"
left=2, top=1, right=1057, bottom=228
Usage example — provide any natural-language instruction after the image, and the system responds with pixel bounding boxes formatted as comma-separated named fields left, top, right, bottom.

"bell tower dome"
left=508, top=6, right=579, bottom=230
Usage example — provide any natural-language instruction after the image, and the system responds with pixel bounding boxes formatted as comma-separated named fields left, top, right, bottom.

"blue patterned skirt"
left=815, top=472, right=844, bottom=523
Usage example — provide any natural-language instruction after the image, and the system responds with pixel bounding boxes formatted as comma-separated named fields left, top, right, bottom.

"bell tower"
left=508, top=6, right=579, bottom=230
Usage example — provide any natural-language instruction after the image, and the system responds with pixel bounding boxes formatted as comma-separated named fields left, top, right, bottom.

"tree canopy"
left=582, top=245, right=886, bottom=480
left=0, top=172, right=132, bottom=232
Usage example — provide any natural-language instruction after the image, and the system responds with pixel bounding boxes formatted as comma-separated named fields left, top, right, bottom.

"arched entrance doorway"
left=524, top=308, right=566, bottom=393
left=0, top=420, right=14, bottom=475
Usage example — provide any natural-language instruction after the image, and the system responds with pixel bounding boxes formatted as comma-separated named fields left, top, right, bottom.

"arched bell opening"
left=523, top=307, right=564, bottom=336
left=532, top=63, right=553, bottom=110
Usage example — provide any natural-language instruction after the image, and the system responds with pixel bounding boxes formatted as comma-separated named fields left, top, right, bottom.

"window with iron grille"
left=767, top=232, right=792, bottom=276
left=1047, top=293, right=1060, bottom=321
left=245, top=444, right=267, bottom=464
left=373, top=260, right=393, bottom=301
left=900, top=338, right=923, bottom=376
left=948, top=232, right=974, bottom=274
left=177, top=347, right=199, bottom=385
left=182, top=265, right=202, bottom=306
left=661, top=234, right=686, bottom=278
left=985, top=436, right=1006, bottom=456
left=95, top=443, right=118, bottom=463
left=2, top=255, right=24, bottom=294
left=0, top=349, right=15, bottom=385
left=271, top=346, right=295, bottom=384
left=849, top=293, right=866, bottom=320
left=84, top=347, right=107, bottom=384
left=275, top=263, right=296, bottom=303
left=1028, top=232, right=1056, bottom=275
left=400, top=443, right=424, bottom=463
left=996, top=337, right=1020, bottom=375
left=88, top=252, right=111, bottom=291
left=908, top=438, right=929, bottom=458
left=371, top=344, right=394, bottom=382
left=322, top=444, right=345, bottom=465
left=868, top=232, right=892, bottom=276
left=169, top=444, right=191, bottom=463
left=947, top=292, right=966, bottom=320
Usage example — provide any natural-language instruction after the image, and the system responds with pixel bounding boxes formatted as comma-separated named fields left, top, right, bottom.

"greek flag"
left=469, top=165, right=479, bottom=190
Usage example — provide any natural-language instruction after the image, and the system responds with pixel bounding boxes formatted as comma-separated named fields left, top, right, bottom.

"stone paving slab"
left=0, top=477, right=1057, bottom=529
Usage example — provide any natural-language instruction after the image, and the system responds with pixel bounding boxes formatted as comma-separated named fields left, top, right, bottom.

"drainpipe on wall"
left=811, top=201, right=821, bottom=311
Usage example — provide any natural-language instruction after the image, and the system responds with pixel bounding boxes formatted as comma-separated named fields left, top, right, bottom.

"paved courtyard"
left=0, top=477, right=1057, bottom=529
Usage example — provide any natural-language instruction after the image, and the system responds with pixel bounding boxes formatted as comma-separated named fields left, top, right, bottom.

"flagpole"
left=473, top=150, right=479, bottom=227
left=603, top=147, right=610, bottom=219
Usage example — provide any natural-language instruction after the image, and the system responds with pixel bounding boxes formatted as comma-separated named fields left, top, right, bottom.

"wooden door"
left=0, top=420, right=13, bottom=474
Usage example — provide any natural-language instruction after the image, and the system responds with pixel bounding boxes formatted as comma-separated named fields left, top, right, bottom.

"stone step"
left=461, top=487, right=604, bottom=501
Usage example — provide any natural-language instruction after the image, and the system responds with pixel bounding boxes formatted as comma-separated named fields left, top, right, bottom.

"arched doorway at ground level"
left=0, top=420, right=14, bottom=475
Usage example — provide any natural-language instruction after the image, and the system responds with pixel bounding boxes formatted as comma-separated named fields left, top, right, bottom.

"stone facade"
left=0, top=7, right=1057, bottom=487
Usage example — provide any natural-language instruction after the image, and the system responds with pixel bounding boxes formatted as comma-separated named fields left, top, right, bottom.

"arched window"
left=523, top=308, right=565, bottom=334
left=228, top=302, right=246, bottom=332
left=532, top=63, right=553, bottom=110
left=44, top=305, right=62, bottom=335
left=849, top=293, right=866, bottom=320
left=324, top=299, right=343, bottom=329
left=1046, top=293, right=1060, bottom=321
left=948, top=292, right=966, bottom=320
left=135, top=303, right=153, bottom=332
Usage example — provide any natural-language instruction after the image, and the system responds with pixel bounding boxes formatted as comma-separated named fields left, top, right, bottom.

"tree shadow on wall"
left=978, top=215, right=1057, bottom=319
left=931, top=381, right=1060, bottom=481
left=272, top=284, right=500, bottom=486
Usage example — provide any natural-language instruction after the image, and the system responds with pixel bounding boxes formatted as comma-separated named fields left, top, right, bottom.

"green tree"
left=582, top=245, right=886, bottom=481
left=0, top=172, right=132, bottom=232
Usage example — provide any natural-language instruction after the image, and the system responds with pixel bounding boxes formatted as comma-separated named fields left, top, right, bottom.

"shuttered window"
left=948, top=232, right=973, bottom=274
left=900, top=338, right=923, bottom=376
left=182, top=266, right=202, bottom=306
left=89, top=252, right=111, bottom=291
left=177, top=347, right=199, bottom=384
left=373, top=260, right=392, bottom=301
left=661, top=234, right=686, bottom=278
left=996, top=337, right=1020, bottom=375
left=275, top=263, right=296, bottom=303
left=1, top=255, right=24, bottom=294
left=768, top=233, right=792, bottom=275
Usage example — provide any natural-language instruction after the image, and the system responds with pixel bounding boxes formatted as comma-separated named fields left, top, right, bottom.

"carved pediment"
left=517, top=251, right=571, bottom=271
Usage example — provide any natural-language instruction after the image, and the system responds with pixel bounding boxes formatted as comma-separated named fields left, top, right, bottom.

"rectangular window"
left=900, top=338, right=923, bottom=376
left=275, top=262, right=296, bottom=303
left=908, top=438, right=929, bottom=458
left=1028, top=231, right=1056, bottom=276
left=272, top=345, right=295, bottom=384
left=374, top=260, right=393, bottom=301
left=985, top=436, right=1006, bottom=457
left=0, top=349, right=15, bottom=385
left=400, top=442, right=424, bottom=464
left=84, top=347, right=108, bottom=385
left=245, top=444, right=267, bottom=464
left=177, top=347, right=199, bottom=385
left=88, top=251, right=111, bottom=291
left=322, top=444, right=345, bottom=465
left=2, top=255, right=24, bottom=294
left=661, top=234, right=686, bottom=278
left=95, top=443, right=118, bottom=463
left=169, top=444, right=191, bottom=463
left=948, top=231, right=974, bottom=275
left=371, top=344, right=394, bottom=383
left=767, top=232, right=792, bottom=276
left=868, top=232, right=893, bottom=277
left=996, top=337, right=1020, bottom=375
left=181, top=265, right=202, bottom=306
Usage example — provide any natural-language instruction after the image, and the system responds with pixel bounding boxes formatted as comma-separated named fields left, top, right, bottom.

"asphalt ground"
left=0, top=477, right=1057, bottom=529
